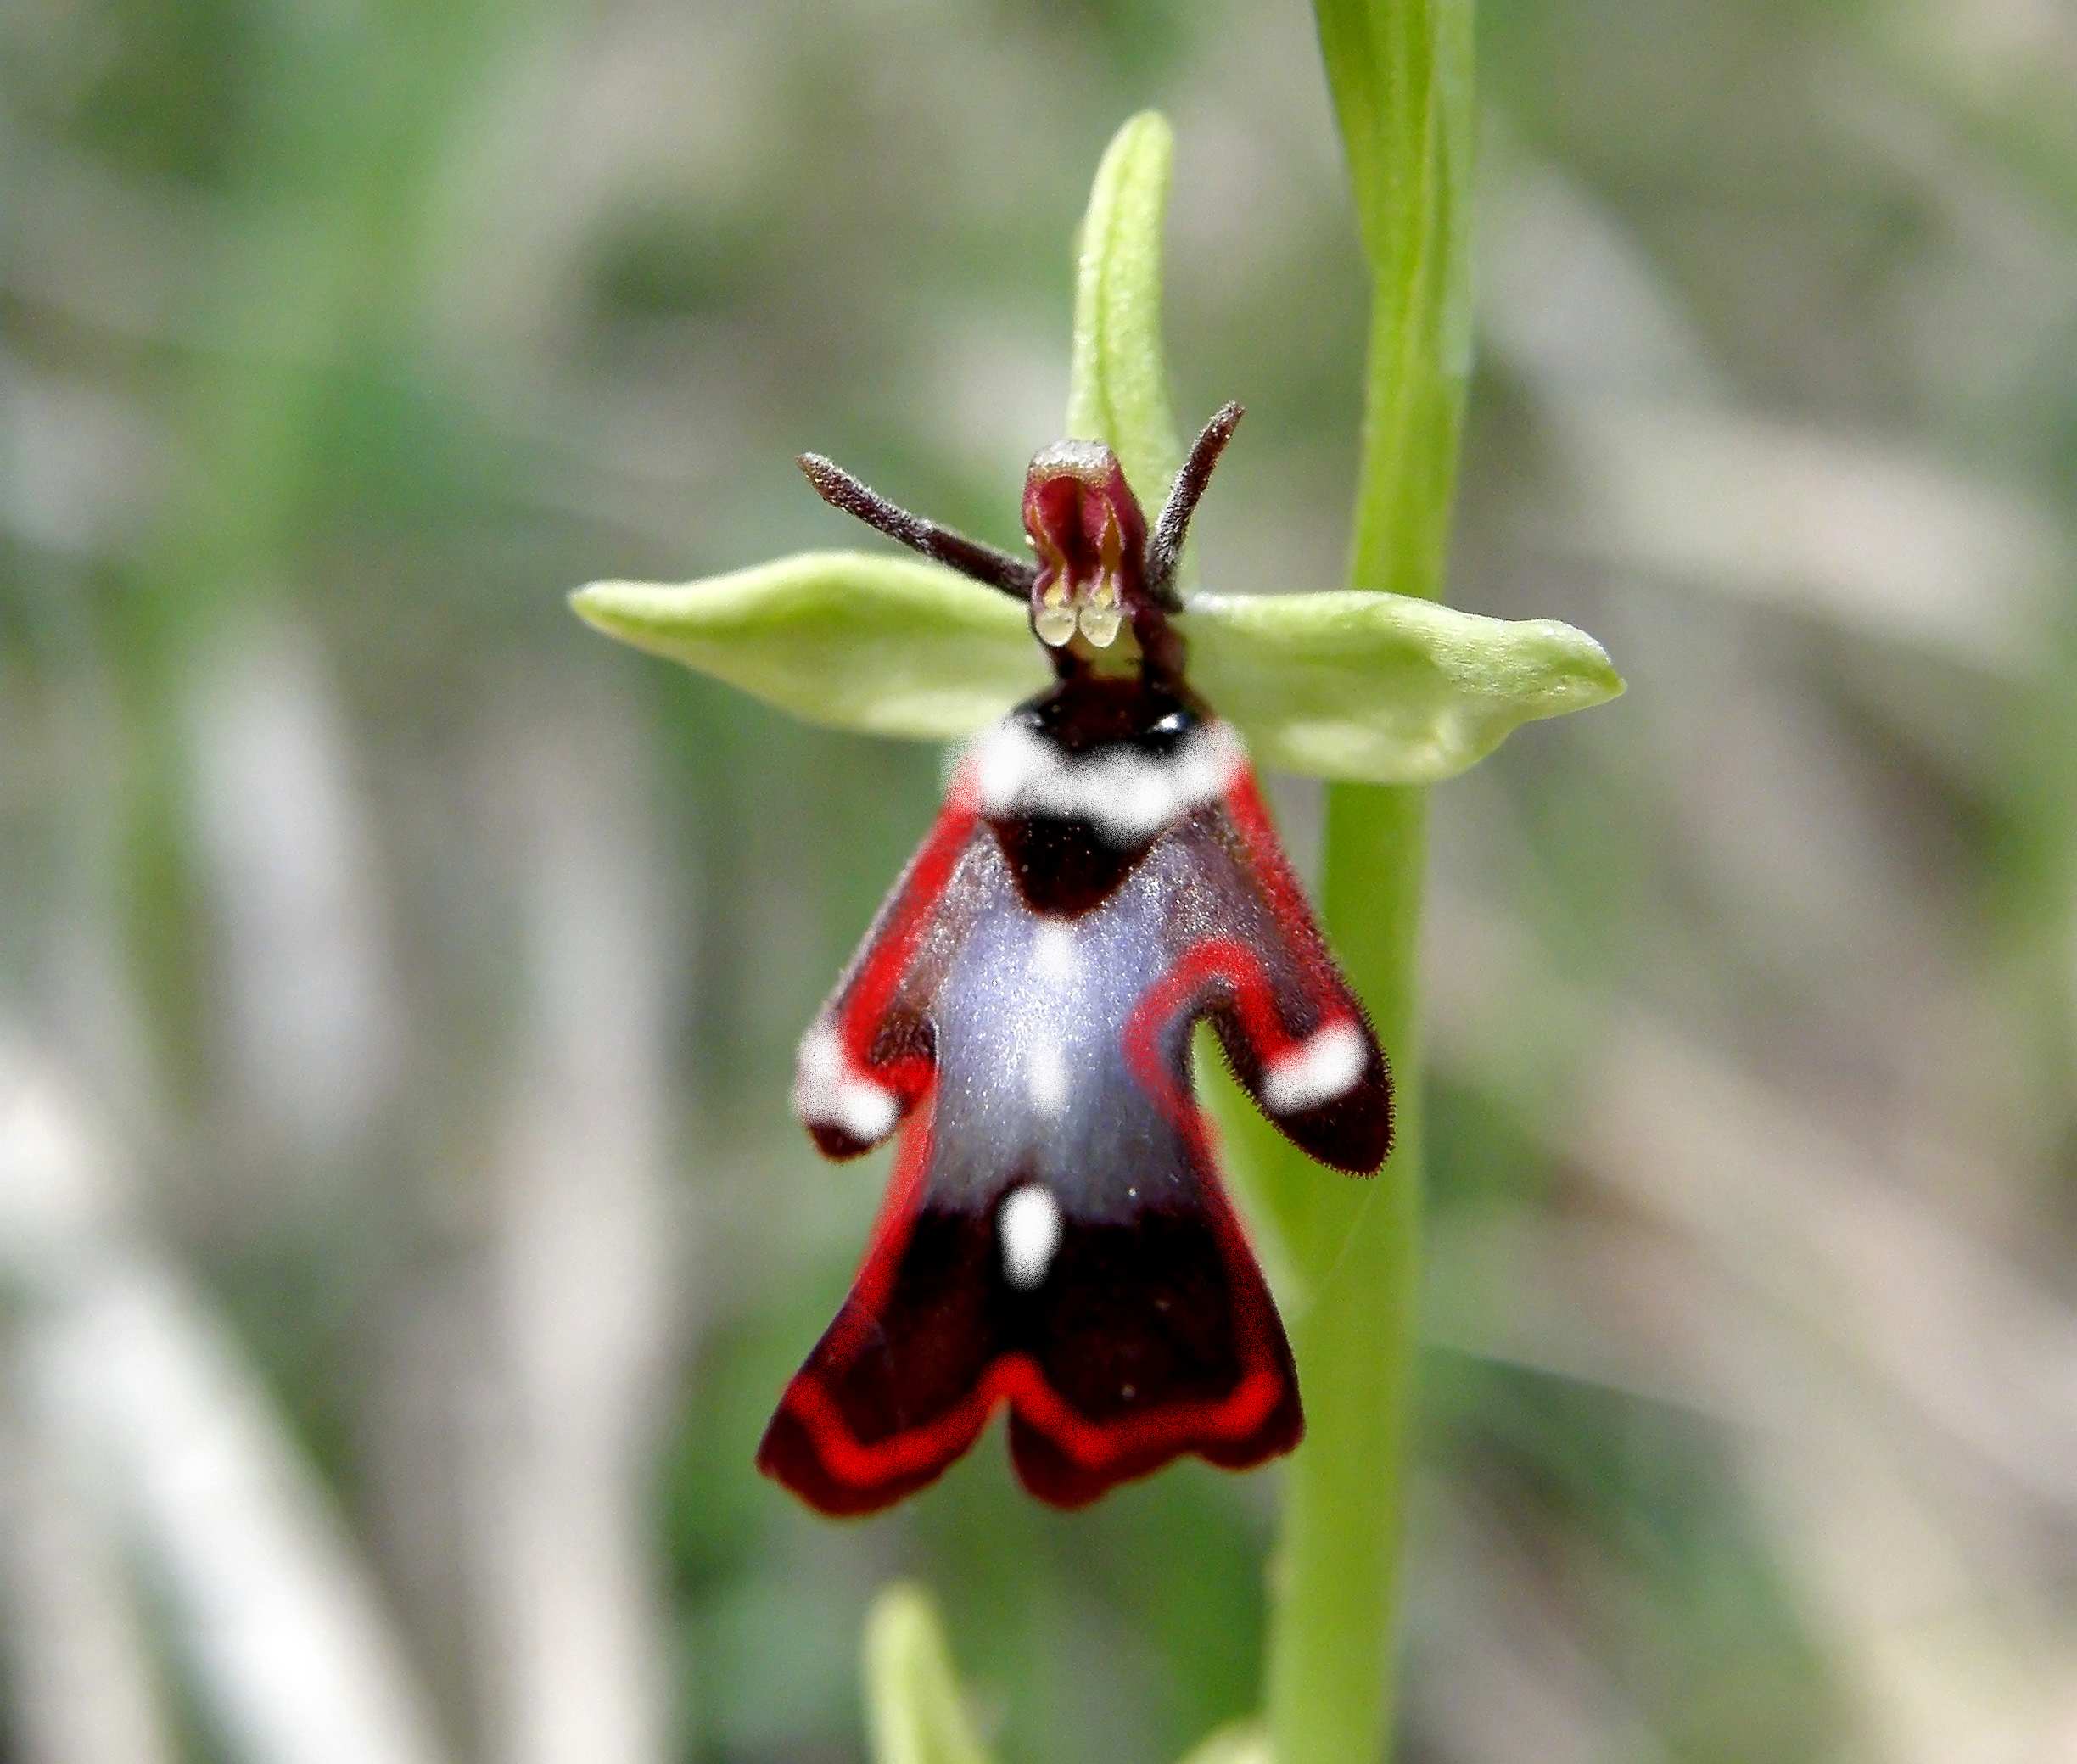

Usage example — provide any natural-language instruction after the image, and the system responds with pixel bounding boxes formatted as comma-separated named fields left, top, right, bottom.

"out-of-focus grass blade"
left=863, top=1583, right=994, bottom=1764
left=1175, top=1721, right=1271, bottom=1764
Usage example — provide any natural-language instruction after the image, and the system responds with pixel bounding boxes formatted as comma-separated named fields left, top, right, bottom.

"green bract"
left=570, top=559, right=1620, bottom=785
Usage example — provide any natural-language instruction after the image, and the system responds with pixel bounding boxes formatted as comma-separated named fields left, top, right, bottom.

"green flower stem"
left=1257, top=787, right=1427, bottom=1764
left=1258, top=4, right=1474, bottom=1761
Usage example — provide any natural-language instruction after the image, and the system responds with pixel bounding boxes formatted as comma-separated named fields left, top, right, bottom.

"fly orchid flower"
left=570, top=118, right=1620, bottom=1520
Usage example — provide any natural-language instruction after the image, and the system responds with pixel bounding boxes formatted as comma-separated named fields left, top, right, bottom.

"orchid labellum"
left=758, top=408, right=1393, bottom=1514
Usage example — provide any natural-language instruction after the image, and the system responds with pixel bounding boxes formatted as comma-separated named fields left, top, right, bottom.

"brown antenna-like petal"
left=798, top=454, right=1037, bottom=599
left=1145, top=402, right=1244, bottom=604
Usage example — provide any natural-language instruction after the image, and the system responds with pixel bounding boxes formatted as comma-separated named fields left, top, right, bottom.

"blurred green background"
left=3, top=1, right=2074, bottom=1761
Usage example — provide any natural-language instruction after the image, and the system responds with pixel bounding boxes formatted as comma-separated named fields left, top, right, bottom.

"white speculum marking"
left=999, top=1184, right=1062, bottom=1290
left=792, top=1022, right=897, bottom=1144
left=1029, top=921, right=1081, bottom=985
left=1022, top=927, right=1078, bottom=1119
left=1026, top=1042, right=1070, bottom=1118
left=1262, top=1021, right=1367, bottom=1115
left=969, top=719, right=1242, bottom=845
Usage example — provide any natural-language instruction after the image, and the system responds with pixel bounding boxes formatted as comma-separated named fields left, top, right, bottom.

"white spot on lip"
left=999, top=1184, right=1062, bottom=1290
left=792, top=1022, right=898, bottom=1144
left=1262, top=1021, right=1367, bottom=1115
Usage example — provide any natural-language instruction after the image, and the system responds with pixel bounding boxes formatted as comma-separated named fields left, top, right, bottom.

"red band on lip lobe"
left=780, top=1355, right=1284, bottom=1492
left=821, top=776, right=981, bottom=1120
